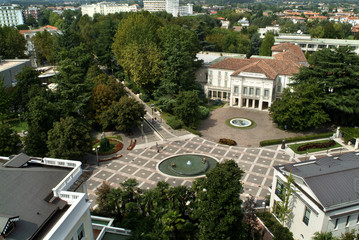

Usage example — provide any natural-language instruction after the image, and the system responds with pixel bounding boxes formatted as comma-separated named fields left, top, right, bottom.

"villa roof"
left=209, top=43, right=306, bottom=79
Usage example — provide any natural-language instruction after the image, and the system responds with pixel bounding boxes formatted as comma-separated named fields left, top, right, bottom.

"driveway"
left=197, top=107, right=305, bottom=147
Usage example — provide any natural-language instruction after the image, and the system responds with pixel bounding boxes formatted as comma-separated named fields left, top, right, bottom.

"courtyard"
left=197, top=107, right=306, bottom=147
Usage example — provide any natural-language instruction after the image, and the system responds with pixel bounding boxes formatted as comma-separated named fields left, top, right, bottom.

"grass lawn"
left=93, top=141, right=118, bottom=155
left=8, top=120, right=28, bottom=133
left=225, top=117, right=256, bottom=129
left=107, top=135, right=123, bottom=141
left=289, top=139, right=342, bottom=154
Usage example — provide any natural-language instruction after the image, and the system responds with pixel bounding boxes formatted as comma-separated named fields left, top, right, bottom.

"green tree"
left=47, top=116, right=91, bottom=160
left=339, top=230, right=359, bottom=240
left=269, top=83, right=330, bottom=131
left=25, top=15, right=38, bottom=28
left=156, top=25, right=200, bottom=97
left=32, top=30, right=56, bottom=65
left=90, top=84, right=118, bottom=123
left=0, top=123, right=22, bottom=156
left=100, top=96, right=146, bottom=132
left=193, top=160, right=244, bottom=239
left=93, top=16, right=119, bottom=71
left=248, top=33, right=262, bottom=57
left=120, top=42, right=162, bottom=90
left=259, top=32, right=274, bottom=56
left=292, top=47, right=359, bottom=125
left=275, top=172, right=296, bottom=225
left=323, top=22, right=337, bottom=38
left=14, top=66, right=42, bottom=110
left=0, top=26, right=26, bottom=59
left=0, top=79, right=12, bottom=122
left=174, top=91, right=200, bottom=126
left=25, top=94, right=59, bottom=156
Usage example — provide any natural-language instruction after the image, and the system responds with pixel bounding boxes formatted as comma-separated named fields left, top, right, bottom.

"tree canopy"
left=0, top=26, right=26, bottom=59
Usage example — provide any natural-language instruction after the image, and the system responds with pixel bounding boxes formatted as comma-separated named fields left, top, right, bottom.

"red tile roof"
left=209, top=43, right=307, bottom=80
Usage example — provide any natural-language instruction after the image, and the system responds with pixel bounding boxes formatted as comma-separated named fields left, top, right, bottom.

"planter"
left=127, top=139, right=136, bottom=150
left=92, top=139, right=123, bottom=156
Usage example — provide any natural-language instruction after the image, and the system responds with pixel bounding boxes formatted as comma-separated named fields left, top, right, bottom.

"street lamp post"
left=93, top=146, right=100, bottom=166
left=18, top=114, right=22, bottom=131
left=151, top=104, right=154, bottom=116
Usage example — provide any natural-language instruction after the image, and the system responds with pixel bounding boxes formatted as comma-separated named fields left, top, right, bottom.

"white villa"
left=270, top=152, right=359, bottom=239
left=204, top=42, right=307, bottom=110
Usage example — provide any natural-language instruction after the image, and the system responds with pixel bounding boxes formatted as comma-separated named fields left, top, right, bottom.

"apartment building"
left=0, top=5, right=24, bottom=27
left=81, top=2, right=139, bottom=18
left=0, top=59, right=31, bottom=88
left=270, top=152, right=359, bottom=239
left=143, top=0, right=193, bottom=16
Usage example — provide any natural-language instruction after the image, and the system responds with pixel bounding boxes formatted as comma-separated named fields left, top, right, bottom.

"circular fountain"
left=158, top=154, right=218, bottom=178
left=229, top=118, right=252, bottom=128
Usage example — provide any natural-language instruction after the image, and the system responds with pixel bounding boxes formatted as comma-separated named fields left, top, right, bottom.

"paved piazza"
left=86, top=136, right=294, bottom=208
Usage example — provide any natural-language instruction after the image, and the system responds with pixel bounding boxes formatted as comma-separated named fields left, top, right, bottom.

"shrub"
left=100, top=138, right=110, bottom=152
left=257, top=212, right=293, bottom=240
left=297, top=140, right=336, bottom=152
left=198, top=106, right=210, bottom=120
left=155, top=96, right=176, bottom=114
left=166, top=117, right=183, bottom=130
left=219, top=138, right=237, bottom=146
left=139, top=93, right=150, bottom=102
left=260, top=132, right=334, bottom=146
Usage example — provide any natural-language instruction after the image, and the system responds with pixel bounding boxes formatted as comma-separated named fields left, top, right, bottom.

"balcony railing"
left=43, top=157, right=82, bottom=197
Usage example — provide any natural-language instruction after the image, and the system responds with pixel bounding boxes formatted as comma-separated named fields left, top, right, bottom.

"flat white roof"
left=0, top=59, right=31, bottom=72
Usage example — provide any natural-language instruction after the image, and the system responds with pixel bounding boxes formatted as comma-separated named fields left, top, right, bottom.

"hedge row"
left=259, top=132, right=334, bottom=147
left=297, top=140, right=336, bottom=152
left=219, top=138, right=237, bottom=146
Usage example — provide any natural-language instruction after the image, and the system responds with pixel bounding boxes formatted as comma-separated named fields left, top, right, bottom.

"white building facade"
left=0, top=5, right=24, bottom=27
left=275, top=34, right=359, bottom=54
left=81, top=2, right=139, bottom=18
left=204, top=43, right=307, bottom=110
left=143, top=0, right=193, bottom=16
left=270, top=153, right=359, bottom=239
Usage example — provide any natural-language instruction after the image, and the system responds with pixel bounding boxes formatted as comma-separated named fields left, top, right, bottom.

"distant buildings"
left=0, top=59, right=31, bottom=88
left=143, top=0, right=193, bottom=16
left=270, top=152, right=359, bottom=239
left=0, top=5, right=24, bottom=27
left=23, top=6, right=40, bottom=22
left=203, top=43, right=307, bottom=110
left=81, top=2, right=140, bottom=18
left=275, top=34, right=359, bottom=54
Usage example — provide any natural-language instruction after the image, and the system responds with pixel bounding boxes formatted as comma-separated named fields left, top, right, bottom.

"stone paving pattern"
left=86, top=136, right=294, bottom=208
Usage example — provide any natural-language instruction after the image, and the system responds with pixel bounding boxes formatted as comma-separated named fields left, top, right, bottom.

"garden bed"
left=289, top=139, right=342, bottom=154
left=92, top=139, right=123, bottom=155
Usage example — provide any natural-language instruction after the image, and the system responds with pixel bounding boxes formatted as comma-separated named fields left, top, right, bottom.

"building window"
left=218, top=79, right=221, bottom=86
left=299, top=44, right=306, bottom=48
left=249, top=88, right=254, bottom=95
left=277, top=86, right=282, bottom=93
left=234, top=86, right=239, bottom=95
left=318, top=45, right=326, bottom=49
left=275, top=179, right=284, bottom=200
left=208, top=90, right=212, bottom=98
left=225, top=71, right=228, bottom=79
left=346, top=216, right=351, bottom=227
left=242, top=87, right=247, bottom=95
left=303, top=207, right=311, bottom=226
left=218, top=92, right=221, bottom=98
left=223, top=92, right=227, bottom=99
left=264, top=89, right=269, bottom=98
left=255, top=88, right=260, bottom=96
left=77, top=224, right=85, bottom=240
left=225, top=80, right=228, bottom=87
left=218, top=71, right=221, bottom=79
left=308, top=44, right=314, bottom=48
left=334, top=219, right=339, bottom=230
